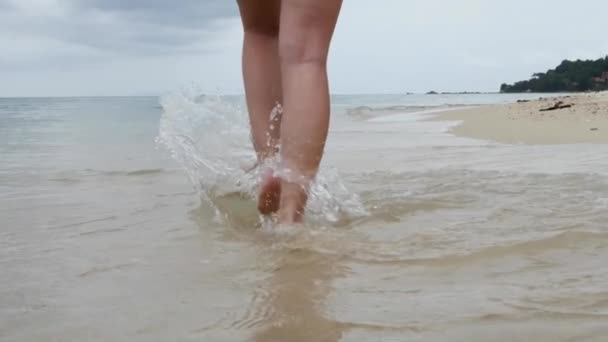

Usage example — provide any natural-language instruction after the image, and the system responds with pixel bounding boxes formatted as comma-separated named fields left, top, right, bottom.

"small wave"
left=126, top=168, right=165, bottom=176
left=346, top=105, right=435, bottom=119
left=82, top=168, right=167, bottom=177
left=229, top=286, right=276, bottom=330
left=50, top=216, right=118, bottom=230
left=346, top=104, right=473, bottom=120
left=48, top=177, right=81, bottom=184
left=344, top=230, right=608, bottom=267
left=79, top=262, right=138, bottom=278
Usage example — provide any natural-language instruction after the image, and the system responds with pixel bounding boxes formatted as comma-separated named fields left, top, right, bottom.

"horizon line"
left=0, top=91, right=507, bottom=99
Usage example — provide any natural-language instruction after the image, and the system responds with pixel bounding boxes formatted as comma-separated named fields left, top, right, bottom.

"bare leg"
left=278, top=0, right=343, bottom=223
left=237, top=0, right=283, bottom=214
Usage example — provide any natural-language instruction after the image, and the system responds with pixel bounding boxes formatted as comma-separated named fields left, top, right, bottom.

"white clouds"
left=326, top=0, right=608, bottom=93
left=6, top=0, right=67, bottom=16
left=1, top=0, right=235, bottom=59
left=0, top=32, right=104, bottom=68
left=1, top=0, right=607, bottom=96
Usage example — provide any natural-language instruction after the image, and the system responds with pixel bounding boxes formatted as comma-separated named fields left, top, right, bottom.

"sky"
left=1, top=0, right=607, bottom=97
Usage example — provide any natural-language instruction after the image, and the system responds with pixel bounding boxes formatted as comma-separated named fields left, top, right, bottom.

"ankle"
left=279, top=198, right=305, bottom=223
left=279, top=182, right=308, bottom=223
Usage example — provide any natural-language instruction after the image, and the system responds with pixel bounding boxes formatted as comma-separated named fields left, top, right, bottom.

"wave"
left=78, top=168, right=168, bottom=177
left=346, top=104, right=472, bottom=120
left=126, top=168, right=165, bottom=176
left=343, top=230, right=608, bottom=267
left=48, top=177, right=82, bottom=184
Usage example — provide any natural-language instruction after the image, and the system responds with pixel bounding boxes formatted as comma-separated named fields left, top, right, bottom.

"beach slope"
left=438, top=92, right=608, bottom=144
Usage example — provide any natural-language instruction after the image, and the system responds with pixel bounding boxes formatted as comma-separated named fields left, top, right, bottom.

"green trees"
left=500, top=56, right=608, bottom=93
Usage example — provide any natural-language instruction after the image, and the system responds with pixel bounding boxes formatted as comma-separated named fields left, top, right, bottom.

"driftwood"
left=540, top=101, right=573, bottom=112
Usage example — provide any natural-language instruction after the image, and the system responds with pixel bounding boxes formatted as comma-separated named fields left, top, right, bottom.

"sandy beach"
left=437, top=91, right=608, bottom=144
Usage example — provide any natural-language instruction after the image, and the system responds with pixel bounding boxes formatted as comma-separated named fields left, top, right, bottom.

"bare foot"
left=258, top=168, right=281, bottom=215
left=278, top=181, right=309, bottom=224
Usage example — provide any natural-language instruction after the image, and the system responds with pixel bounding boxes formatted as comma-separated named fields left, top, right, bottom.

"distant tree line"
left=500, top=56, right=608, bottom=93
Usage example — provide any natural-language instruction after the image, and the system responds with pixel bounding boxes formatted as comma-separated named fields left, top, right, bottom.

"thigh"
left=237, top=0, right=282, bottom=35
left=279, top=0, right=342, bottom=62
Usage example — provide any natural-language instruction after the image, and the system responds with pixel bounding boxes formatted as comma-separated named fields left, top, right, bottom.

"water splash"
left=155, top=88, right=367, bottom=227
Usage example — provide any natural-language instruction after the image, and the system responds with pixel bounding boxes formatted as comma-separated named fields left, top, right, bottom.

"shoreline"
left=433, top=92, right=608, bottom=144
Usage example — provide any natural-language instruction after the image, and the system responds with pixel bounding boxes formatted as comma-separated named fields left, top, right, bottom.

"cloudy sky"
left=1, top=0, right=607, bottom=97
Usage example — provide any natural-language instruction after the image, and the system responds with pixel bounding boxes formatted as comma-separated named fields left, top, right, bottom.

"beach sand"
left=437, top=91, right=608, bottom=144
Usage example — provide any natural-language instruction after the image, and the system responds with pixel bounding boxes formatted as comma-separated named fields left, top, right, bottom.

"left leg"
left=237, top=0, right=283, bottom=214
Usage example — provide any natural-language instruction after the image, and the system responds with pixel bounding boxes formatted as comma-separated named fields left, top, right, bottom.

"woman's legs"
left=237, top=0, right=283, bottom=214
left=278, top=0, right=342, bottom=223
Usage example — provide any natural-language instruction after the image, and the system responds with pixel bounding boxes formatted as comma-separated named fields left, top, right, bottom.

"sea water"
left=2, top=92, right=608, bottom=341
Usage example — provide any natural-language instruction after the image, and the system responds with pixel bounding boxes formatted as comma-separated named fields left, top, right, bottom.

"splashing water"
left=155, top=88, right=367, bottom=227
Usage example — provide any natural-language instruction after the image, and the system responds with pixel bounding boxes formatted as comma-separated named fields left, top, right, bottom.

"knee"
left=278, top=3, right=337, bottom=67
left=279, top=37, right=328, bottom=67
left=242, top=21, right=279, bottom=38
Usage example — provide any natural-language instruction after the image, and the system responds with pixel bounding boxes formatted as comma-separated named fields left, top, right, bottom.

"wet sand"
left=436, top=91, right=608, bottom=144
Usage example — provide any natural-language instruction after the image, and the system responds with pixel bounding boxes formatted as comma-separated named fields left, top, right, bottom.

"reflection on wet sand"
left=194, top=195, right=348, bottom=341
left=253, top=247, right=345, bottom=342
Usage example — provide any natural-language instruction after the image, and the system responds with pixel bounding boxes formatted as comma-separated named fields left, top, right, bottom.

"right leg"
left=278, top=0, right=343, bottom=223
left=237, top=0, right=283, bottom=214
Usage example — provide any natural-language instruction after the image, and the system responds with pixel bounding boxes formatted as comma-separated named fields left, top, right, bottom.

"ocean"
left=2, top=92, right=608, bottom=341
